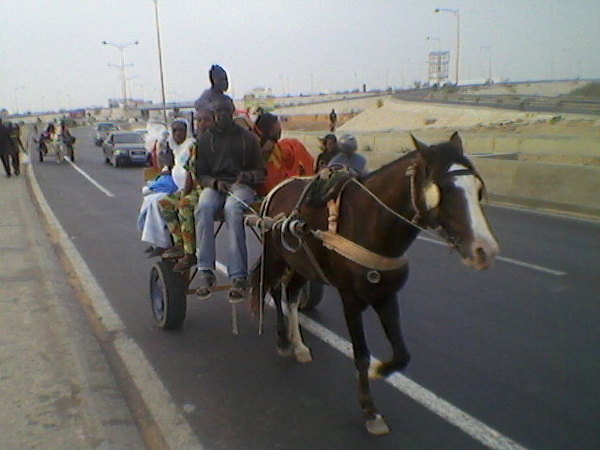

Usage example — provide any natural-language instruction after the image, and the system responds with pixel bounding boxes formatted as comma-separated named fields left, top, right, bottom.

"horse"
left=249, top=132, right=499, bottom=435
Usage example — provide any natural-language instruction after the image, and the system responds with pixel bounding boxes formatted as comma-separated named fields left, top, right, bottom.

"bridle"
left=352, top=161, right=483, bottom=251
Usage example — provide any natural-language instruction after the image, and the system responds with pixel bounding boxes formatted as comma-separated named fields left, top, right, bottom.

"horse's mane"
left=360, top=141, right=476, bottom=182
left=361, top=150, right=417, bottom=182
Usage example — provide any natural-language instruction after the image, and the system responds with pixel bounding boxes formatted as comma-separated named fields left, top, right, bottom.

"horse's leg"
left=369, top=294, right=411, bottom=379
left=342, top=297, right=390, bottom=435
left=271, top=284, right=293, bottom=357
left=286, top=276, right=312, bottom=363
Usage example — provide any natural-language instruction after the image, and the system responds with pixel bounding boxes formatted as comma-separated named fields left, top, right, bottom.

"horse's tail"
left=249, top=257, right=263, bottom=315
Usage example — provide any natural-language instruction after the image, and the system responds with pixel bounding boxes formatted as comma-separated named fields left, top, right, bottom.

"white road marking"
left=214, top=261, right=526, bottom=449
left=65, top=157, right=115, bottom=197
left=417, top=236, right=566, bottom=276
left=298, top=316, right=527, bottom=450
left=28, top=164, right=202, bottom=449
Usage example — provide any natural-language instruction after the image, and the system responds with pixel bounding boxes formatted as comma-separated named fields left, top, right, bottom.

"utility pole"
left=435, top=8, right=460, bottom=85
left=102, top=40, right=139, bottom=106
left=153, top=0, right=168, bottom=123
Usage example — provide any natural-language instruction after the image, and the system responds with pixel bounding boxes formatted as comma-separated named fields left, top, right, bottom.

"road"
left=32, top=126, right=599, bottom=450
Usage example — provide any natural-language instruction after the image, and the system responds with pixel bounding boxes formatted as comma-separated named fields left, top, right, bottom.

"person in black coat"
left=193, top=94, right=265, bottom=302
left=0, top=119, right=18, bottom=177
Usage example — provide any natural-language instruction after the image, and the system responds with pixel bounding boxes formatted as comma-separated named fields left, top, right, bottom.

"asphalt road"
left=31, top=126, right=599, bottom=450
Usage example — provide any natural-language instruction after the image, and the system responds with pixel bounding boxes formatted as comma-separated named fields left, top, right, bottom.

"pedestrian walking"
left=0, top=119, right=18, bottom=177
left=329, top=108, right=338, bottom=132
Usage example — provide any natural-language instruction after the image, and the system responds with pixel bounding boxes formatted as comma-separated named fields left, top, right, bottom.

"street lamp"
left=102, top=39, right=139, bottom=106
left=480, top=46, right=492, bottom=82
left=152, top=0, right=168, bottom=123
left=434, top=8, right=460, bottom=85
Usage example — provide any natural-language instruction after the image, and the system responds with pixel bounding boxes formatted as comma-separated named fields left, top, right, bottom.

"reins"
left=348, top=176, right=441, bottom=241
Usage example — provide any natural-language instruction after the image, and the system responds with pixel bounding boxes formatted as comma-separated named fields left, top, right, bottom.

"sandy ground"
left=277, top=94, right=600, bottom=165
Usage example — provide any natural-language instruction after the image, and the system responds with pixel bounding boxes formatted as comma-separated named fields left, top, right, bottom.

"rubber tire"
left=150, top=261, right=187, bottom=329
left=298, top=281, right=324, bottom=311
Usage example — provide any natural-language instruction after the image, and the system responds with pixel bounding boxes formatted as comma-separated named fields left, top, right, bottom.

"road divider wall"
left=283, top=130, right=600, bottom=218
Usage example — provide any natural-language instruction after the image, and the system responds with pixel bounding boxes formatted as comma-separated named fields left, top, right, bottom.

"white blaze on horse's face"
left=448, top=164, right=500, bottom=269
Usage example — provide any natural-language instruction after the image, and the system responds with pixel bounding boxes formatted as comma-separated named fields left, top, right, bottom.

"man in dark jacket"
left=194, top=94, right=265, bottom=302
left=0, top=119, right=17, bottom=177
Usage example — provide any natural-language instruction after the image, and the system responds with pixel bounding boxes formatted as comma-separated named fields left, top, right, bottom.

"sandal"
left=162, top=245, right=184, bottom=259
left=173, top=254, right=197, bottom=272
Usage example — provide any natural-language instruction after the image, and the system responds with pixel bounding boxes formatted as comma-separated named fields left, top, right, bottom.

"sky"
left=1, top=0, right=599, bottom=113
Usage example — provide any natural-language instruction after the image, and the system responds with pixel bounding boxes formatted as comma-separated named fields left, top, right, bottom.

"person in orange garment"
left=253, top=112, right=315, bottom=196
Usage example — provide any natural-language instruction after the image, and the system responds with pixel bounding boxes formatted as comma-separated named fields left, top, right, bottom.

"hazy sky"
left=1, top=0, right=598, bottom=113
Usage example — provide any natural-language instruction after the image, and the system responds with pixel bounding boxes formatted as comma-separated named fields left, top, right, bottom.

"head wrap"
left=209, top=65, right=227, bottom=84
left=254, top=112, right=278, bottom=136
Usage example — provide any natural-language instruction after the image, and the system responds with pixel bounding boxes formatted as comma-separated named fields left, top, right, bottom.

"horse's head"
left=410, top=132, right=499, bottom=270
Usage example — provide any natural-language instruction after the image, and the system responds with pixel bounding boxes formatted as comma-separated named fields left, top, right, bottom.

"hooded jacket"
left=195, top=122, right=265, bottom=189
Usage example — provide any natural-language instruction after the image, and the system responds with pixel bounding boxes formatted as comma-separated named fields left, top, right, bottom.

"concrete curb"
left=25, top=162, right=203, bottom=450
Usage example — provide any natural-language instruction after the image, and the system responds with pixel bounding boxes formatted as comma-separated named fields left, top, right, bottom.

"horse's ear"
left=411, top=134, right=429, bottom=152
left=450, top=132, right=464, bottom=154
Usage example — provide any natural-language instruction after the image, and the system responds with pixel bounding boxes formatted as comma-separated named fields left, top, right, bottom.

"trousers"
left=159, top=188, right=200, bottom=255
left=194, top=183, right=255, bottom=279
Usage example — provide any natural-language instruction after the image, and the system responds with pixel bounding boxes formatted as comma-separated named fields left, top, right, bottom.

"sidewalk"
left=0, top=169, right=146, bottom=449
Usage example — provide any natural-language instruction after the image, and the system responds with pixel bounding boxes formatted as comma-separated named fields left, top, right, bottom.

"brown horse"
left=249, top=132, right=499, bottom=435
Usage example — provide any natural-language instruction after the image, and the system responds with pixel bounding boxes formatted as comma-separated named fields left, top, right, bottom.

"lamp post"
left=13, top=86, right=25, bottom=114
left=102, top=40, right=139, bottom=106
left=152, top=0, right=168, bottom=123
left=434, top=8, right=460, bottom=85
left=480, top=46, right=492, bottom=82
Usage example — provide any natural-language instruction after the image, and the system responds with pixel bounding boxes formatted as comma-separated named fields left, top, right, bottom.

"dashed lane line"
left=214, top=262, right=526, bottom=449
left=417, top=236, right=566, bottom=276
left=65, top=157, right=115, bottom=197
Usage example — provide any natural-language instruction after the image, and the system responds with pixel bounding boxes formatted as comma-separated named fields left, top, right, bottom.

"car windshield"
left=113, top=133, right=144, bottom=144
left=98, top=124, right=117, bottom=131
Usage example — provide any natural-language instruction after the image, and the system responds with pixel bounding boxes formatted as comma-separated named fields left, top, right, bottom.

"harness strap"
left=312, top=230, right=408, bottom=271
left=301, top=241, right=334, bottom=285
left=327, top=178, right=353, bottom=234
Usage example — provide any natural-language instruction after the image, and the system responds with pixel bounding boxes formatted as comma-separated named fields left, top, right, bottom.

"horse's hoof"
left=368, top=361, right=384, bottom=380
left=294, top=348, right=312, bottom=364
left=277, top=346, right=293, bottom=358
left=366, top=414, right=390, bottom=435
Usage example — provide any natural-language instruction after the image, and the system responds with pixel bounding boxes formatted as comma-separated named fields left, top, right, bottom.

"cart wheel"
left=150, top=261, right=187, bottom=329
left=298, top=281, right=324, bottom=311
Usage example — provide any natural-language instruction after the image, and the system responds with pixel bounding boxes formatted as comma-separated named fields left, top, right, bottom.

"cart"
left=37, top=136, right=74, bottom=163
left=149, top=206, right=324, bottom=331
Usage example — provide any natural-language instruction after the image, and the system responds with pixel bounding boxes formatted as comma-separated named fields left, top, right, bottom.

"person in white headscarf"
left=138, top=119, right=196, bottom=257
left=157, top=116, right=208, bottom=270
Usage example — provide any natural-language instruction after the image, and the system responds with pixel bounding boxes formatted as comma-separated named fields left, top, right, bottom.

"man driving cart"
left=194, top=94, right=266, bottom=303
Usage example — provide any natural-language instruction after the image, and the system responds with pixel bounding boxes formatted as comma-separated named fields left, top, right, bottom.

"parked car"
left=102, top=131, right=151, bottom=167
left=94, top=122, right=119, bottom=146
